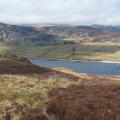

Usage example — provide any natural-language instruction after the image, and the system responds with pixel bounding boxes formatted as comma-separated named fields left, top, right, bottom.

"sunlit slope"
left=1, top=43, right=120, bottom=61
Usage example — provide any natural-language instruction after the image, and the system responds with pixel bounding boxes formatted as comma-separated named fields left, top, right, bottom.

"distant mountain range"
left=1, top=22, right=120, bottom=46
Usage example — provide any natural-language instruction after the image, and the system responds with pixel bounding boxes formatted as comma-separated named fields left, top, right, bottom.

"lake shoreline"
left=29, top=57, right=120, bottom=64
left=30, top=57, right=120, bottom=77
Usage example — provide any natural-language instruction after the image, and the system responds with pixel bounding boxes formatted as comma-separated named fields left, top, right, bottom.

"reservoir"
left=30, top=58, right=120, bottom=76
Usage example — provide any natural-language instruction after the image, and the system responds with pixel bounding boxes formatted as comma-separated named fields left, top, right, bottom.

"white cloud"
left=0, top=0, right=120, bottom=25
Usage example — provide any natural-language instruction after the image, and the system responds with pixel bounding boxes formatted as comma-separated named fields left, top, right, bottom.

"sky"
left=0, top=0, right=120, bottom=25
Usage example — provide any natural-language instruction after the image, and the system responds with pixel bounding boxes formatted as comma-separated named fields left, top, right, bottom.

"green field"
left=1, top=42, right=120, bottom=61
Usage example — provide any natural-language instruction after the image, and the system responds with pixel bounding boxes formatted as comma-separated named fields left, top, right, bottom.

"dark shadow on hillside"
left=0, top=58, right=79, bottom=81
left=0, top=60, right=51, bottom=74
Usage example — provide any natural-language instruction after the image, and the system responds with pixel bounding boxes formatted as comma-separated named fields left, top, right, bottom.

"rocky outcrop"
left=0, top=23, right=59, bottom=45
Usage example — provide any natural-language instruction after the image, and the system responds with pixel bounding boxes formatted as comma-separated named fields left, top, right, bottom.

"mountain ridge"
left=1, top=22, right=120, bottom=46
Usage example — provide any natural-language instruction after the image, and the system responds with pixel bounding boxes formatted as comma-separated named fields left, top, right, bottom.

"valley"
left=1, top=0, right=120, bottom=119
left=1, top=22, right=120, bottom=62
left=0, top=23, right=120, bottom=120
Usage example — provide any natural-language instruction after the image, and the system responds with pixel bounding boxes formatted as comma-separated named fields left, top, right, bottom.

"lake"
left=30, top=58, right=120, bottom=76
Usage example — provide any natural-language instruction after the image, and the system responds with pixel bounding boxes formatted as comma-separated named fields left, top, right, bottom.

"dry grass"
left=0, top=73, right=120, bottom=120
left=0, top=74, right=80, bottom=120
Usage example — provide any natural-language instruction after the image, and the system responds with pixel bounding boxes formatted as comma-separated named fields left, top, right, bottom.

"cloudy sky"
left=0, top=0, right=120, bottom=25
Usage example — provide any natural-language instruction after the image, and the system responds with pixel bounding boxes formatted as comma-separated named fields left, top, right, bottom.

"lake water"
left=30, top=58, right=120, bottom=76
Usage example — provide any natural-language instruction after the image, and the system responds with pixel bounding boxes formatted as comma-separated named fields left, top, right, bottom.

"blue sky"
left=0, top=0, right=120, bottom=25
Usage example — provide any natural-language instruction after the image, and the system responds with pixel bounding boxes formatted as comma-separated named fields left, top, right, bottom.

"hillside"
left=35, top=25, right=120, bottom=43
left=1, top=43, right=120, bottom=62
left=1, top=23, right=120, bottom=62
left=1, top=22, right=120, bottom=46
left=0, top=23, right=61, bottom=46
left=47, top=85, right=120, bottom=120
left=0, top=58, right=119, bottom=120
left=0, top=58, right=80, bottom=120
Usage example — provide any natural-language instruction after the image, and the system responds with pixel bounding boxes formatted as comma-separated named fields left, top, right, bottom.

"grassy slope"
left=0, top=59, right=74, bottom=119
left=0, top=58, right=119, bottom=119
left=0, top=74, right=80, bottom=120
left=0, top=61, right=119, bottom=120
left=1, top=42, right=120, bottom=61
left=0, top=59, right=80, bottom=120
